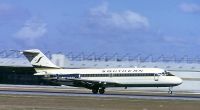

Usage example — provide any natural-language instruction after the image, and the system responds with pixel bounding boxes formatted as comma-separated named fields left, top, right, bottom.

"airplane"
left=21, top=49, right=183, bottom=94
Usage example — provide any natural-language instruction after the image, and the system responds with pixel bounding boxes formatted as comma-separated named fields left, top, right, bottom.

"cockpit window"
left=163, top=71, right=174, bottom=76
left=161, top=72, right=166, bottom=76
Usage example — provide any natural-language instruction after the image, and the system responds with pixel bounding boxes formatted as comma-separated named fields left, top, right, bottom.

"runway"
left=0, top=84, right=200, bottom=101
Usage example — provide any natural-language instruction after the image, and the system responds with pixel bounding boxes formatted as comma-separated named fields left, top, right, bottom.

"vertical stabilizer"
left=22, top=49, right=60, bottom=68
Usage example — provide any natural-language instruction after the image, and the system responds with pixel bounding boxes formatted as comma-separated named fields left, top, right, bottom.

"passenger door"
left=154, top=73, right=159, bottom=81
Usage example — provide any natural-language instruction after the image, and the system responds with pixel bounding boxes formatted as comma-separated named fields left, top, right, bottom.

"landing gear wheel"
left=99, top=88, right=105, bottom=94
left=92, top=89, right=98, bottom=94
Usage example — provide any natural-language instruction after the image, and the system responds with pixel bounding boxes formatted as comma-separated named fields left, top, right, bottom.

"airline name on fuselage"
left=102, top=69, right=143, bottom=73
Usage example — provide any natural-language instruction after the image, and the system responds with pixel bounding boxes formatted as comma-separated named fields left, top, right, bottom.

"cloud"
left=87, top=3, right=149, bottom=31
left=58, top=2, right=150, bottom=37
left=90, top=2, right=108, bottom=16
left=56, top=3, right=169, bottom=55
left=14, top=17, right=47, bottom=45
left=179, top=2, right=200, bottom=13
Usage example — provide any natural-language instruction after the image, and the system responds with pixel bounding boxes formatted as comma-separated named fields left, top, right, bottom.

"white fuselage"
left=22, top=49, right=183, bottom=94
left=35, top=68, right=183, bottom=87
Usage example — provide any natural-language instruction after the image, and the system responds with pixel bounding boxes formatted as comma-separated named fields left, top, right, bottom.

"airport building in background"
left=0, top=50, right=200, bottom=92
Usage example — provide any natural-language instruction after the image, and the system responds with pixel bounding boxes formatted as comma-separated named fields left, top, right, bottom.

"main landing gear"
left=92, top=87, right=105, bottom=94
left=168, top=86, right=173, bottom=95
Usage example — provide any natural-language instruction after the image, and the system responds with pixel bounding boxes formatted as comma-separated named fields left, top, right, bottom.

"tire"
left=99, top=88, right=105, bottom=94
left=92, top=89, right=98, bottom=94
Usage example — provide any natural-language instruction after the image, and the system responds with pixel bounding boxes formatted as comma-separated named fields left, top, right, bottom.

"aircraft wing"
left=57, top=78, right=119, bottom=89
left=38, top=73, right=120, bottom=89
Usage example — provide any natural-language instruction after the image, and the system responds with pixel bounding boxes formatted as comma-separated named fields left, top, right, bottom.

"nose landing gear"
left=168, top=86, right=173, bottom=95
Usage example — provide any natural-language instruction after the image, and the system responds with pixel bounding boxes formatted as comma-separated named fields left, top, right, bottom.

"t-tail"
left=22, top=49, right=60, bottom=69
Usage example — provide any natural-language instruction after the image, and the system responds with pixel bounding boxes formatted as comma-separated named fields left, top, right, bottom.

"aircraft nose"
left=176, top=77, right=183, bottom=85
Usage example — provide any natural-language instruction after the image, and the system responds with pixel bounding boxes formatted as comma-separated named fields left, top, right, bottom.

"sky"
left=0, top=0, right=200, bottom=57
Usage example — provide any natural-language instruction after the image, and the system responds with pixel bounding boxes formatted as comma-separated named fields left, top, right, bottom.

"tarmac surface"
left=0, top=84, right=200, bottom=101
